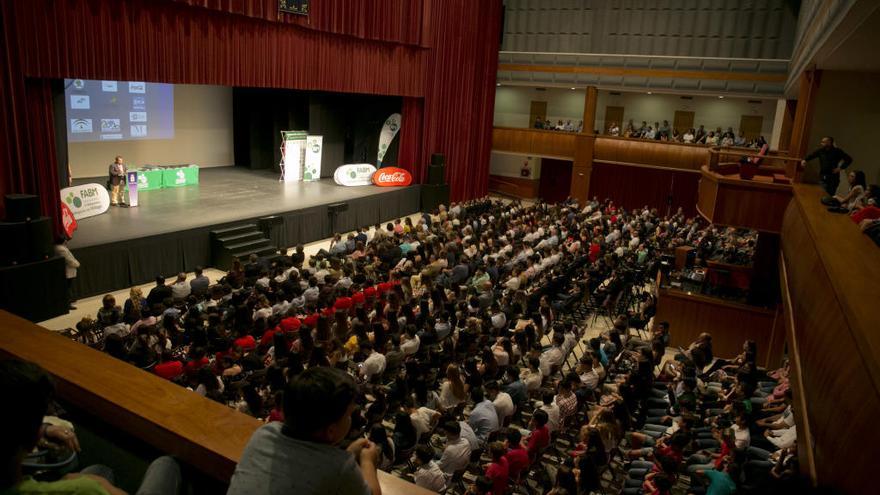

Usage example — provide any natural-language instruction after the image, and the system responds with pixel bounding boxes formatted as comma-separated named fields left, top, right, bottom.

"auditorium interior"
left=1, top=1, right=878, bottom=494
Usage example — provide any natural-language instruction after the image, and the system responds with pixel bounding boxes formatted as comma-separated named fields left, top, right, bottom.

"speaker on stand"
left=421, top=153, right=450, bottom=212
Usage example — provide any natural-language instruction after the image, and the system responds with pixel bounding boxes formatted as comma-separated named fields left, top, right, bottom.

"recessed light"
left=647, top=92, right=652, bottom=95
left=570, top=87, right=576, bottom=90
left=718, top=95, right=724, bottom=99
left=496, top=83, right=501, bottom=86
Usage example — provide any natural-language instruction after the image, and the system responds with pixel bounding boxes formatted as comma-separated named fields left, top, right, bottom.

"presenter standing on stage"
left=109, top=155, right=128, bottom=207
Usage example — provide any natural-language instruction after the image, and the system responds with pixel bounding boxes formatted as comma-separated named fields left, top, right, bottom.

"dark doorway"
left=539, top=158, right=573, bottom=204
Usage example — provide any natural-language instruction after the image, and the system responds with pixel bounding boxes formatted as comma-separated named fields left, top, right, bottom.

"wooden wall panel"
left=492, top=127, right=577, bottom=158
left=593, top=136, right=710, bottom=171
left=779, top=185, right=880, bottom=493
left=656, top=287, right=781, bottom=368
left=589, top=162, right=700, bottom=216
left=488, top=174, right=540, bottom=199
left=697, top=167, right=793, bottom=233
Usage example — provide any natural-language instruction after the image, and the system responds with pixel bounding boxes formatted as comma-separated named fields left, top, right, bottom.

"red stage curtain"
left=398, top=97, right=424, bottom=183
left=418, top=0, right=502, bottom=201
left=589, top=163, right=700, bottom=217
left=9, top=0, right=425, bottom=96
left=175, top=0, right=426, bottom=46
left=23, top=79, right=63, bottom=239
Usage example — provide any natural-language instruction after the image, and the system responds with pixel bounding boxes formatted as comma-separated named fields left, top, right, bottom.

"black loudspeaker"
left=421, top=184, right=450, bottom=213
left=27, top=217, right=54, bottom=262
left=4, top=194, right=41, bottom=222
left=0, top=222, right=29, bottom=265
left=431, top=153, right=445, bottom=166
left=0, top=217, right=53, bottom=265
left=427, top=165, right=445, bottom=185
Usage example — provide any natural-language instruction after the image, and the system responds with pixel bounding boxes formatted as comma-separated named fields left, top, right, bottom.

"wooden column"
left=581, top=85, right=598, bottom=134
left=789, top=69, right=821, bottom=158
left=570, top=86, right=598, bottom=204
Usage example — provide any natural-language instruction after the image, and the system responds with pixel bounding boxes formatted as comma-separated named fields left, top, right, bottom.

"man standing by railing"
left=801, top=136, right=853, bottom=197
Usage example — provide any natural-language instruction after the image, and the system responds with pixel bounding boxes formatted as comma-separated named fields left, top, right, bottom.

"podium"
left=127, top=171, right=139, bottom=207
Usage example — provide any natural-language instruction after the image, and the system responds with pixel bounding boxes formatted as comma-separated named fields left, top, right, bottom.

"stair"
left=210, top=223, right=279, bottom=271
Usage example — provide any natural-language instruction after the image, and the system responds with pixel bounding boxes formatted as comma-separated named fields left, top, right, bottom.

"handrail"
left=0, top=311, right=431, bottom=494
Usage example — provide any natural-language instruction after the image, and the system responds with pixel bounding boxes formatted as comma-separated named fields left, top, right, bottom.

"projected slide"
left=65, top=79, right=174, bottom=142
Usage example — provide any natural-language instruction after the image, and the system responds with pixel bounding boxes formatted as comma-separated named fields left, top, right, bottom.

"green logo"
left=349, top=170, right=356, bottom=179
left=65, top=192, right=82, bottom=208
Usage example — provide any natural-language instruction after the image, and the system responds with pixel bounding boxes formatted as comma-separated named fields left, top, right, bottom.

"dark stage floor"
left=70, top=167, right=412, bottom=249
left=67, top=166, right=421, bottom=297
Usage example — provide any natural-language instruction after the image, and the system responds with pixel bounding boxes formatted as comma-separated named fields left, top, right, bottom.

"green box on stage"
left=135, top=166, right=199, bottom=190
left=162, top=166, right=199, bottom=187
left=135, top=169, right=164, bottom=191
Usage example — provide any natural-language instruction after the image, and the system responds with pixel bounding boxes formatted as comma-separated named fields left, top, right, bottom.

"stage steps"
left=210, top=223, right=279, bottom=271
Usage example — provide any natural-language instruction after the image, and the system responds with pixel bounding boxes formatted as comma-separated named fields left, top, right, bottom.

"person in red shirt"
left=484, top=441, right=509, bottom=495
left=184, top=347, right=209, bottom=377
left=154, top=351, right=183, bottom=380
left=526, top=409, right=550, bottom=463
left=233, top=333, right=256, bottom=352
left=503, top=429, right=530, bottom=482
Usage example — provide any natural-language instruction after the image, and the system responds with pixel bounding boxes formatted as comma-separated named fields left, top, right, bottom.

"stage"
left=69, top=167, right=420, bottom=297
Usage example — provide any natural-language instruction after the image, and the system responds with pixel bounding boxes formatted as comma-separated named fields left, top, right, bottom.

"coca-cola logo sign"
left=372, top=167, right=413, bottom=187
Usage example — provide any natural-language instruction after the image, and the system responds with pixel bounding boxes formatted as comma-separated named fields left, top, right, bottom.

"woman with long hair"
left=123, top=287, right=146, bottom=324
left=368, top=423, right=396, bottom=471
left=438, top=364, right=467, bottom=411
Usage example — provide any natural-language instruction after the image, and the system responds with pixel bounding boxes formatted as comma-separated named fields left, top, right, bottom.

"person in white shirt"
left=486, top=381, right=515, bottom=425
left=438, top=421, right=471, bottom=475
left=609, top=122, right=620, bottom=136
left=683, top=129, right=695, bottom=143
left=400, top=327, right=420, bottom=356
left=536, top=390, right=561, bottom=433
left=539, top=333, right=566, bottom=377
left=439, top=364, right=467, bottom=411
left=169, top=272, right=191, bottom=300
left=412, top=446, right=447, bottom=493
left=359, top=343, right=386, bottom=382
left=521, top=357, right=544, bottom=395
left=54, top=238, right=80, bottom=310
left=732, top=413, right=751, bottom=450
left=410, top=406, right=440, bottom=442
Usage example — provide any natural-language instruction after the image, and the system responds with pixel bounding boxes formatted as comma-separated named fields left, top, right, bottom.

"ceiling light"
left=496, top=83, right=501, bottom=86
left=718, top=95, right=724, bottom=99
left=647, top=92, right=652, bottom=95
left=570, top=87, right=576, bottom=90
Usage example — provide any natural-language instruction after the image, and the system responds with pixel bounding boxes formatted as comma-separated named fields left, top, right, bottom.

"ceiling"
left=812, top=1, right=880, bottom=72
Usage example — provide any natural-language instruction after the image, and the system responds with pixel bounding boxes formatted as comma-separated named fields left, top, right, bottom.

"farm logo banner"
left=303, top=135, right=323, bottom=182
left=60, top=183, right=111, bottom=220
left=334, top=164, right=377, bottom=186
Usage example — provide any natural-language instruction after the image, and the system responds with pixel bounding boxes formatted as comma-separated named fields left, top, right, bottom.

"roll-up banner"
left=303, top=135, right=323, bottom=182
left=377, top=113, right=401, bottom=166
left=281, top=130, right=308, bottom=182
left=334, top=164, right=377, bottom=186
left=60, top=183, right=111, bottom=220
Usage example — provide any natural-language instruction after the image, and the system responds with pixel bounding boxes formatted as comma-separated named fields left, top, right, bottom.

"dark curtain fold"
left=398, top=96, right=424, bottom=183
left=23, top=79, right=63, bottom=239
left=589, top=163, right=700, bottom=217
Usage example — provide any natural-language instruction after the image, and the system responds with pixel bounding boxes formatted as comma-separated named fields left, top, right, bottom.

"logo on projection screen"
left=128, top=82, right=146, bottom=93
left=70, top=119, right=93, bottom=133
left=131, top=125, right=148, bottom=138
left=70, top=95, right=90, bottom=109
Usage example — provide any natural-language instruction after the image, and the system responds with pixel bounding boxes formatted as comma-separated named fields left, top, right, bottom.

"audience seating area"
left=46, top=197, right=804, bottom=494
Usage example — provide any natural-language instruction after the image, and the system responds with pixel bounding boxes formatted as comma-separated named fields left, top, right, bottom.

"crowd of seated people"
left=606, top=119, right=768, bottom=149
left=65, top=196, right=809, bottom=494
left=533, top=118, right=583, bottom=133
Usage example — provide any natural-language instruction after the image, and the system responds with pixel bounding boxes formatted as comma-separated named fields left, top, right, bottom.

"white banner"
left=303, top=135, right=323, bottom=182
left=60, top=183, right=111, bottom=220
left=377, top=113, right=401, bottom=165
left=334, top=164, right=377, bottom=186
left=281, top=130, right=308, bottom=182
